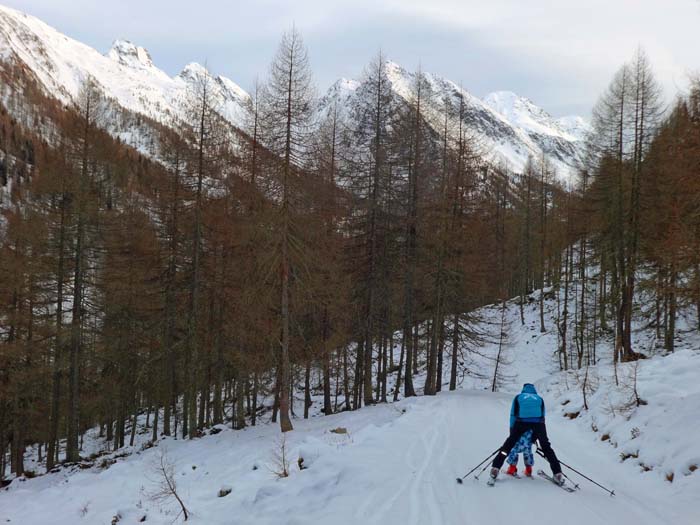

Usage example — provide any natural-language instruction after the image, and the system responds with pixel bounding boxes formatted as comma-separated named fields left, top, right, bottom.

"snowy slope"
left=1, top=291, right=698, bottom=524
left=483, top=91, right=586, bottom=142
left=555, top=115, right=591, bottom=143
left=322, top=62, right=589, bottom=180
left=0, top=4, right=250, bottom=129
left=476, top=291, right=700, bottom=495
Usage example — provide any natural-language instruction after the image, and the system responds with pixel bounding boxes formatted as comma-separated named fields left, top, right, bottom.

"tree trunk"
left=449, top=314, right=459, bottom=391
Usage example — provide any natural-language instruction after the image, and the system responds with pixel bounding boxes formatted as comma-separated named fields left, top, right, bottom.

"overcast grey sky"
left=5, top=0, right=700, bottom=116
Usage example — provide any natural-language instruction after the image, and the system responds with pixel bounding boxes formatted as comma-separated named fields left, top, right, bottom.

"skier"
left=490, top=383, right=564, bottom=485
left=505, top=429, right=534, bottom=477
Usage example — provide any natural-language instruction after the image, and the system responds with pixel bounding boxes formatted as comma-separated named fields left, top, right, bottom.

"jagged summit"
left=0, top=4, right=250, bottom=130
left=106, top=39, right=155, bottom=70
left=178, top=61, right=209, bottom=81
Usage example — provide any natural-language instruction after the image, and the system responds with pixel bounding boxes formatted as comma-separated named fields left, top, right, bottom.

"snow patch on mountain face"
left=556, top=115, right=591, bottom=142
left=484, top=90, right=574, bottom=140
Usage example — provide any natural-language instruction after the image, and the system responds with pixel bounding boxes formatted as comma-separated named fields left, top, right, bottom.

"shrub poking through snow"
left=270, top=435, right=290, bottom=478
left=620, top=451, right=639, bottom=461
left=146, top=450, right=189, bottom=521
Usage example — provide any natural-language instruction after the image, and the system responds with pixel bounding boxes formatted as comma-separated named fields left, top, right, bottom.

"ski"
left=485, top=470, right=526, bottom=486
left=537, top=470, right=576, bottom=493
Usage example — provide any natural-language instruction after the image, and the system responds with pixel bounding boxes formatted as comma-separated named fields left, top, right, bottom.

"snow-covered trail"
left=2, top=387, right=685, bottom=525
left=294, top=389, right=677, bottom=525
left=0, top=388, right=689, bottom=525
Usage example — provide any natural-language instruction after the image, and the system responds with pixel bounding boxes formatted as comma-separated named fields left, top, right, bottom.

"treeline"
left=3, top=35, right=692, bottom=481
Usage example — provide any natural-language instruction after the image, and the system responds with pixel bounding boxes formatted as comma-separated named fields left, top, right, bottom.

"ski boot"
left=553, top=472, right=565, bottom=486
left=524, top=465, right=533, bottom=478
left=487, top=467, right=499, bottom=486
left=506, top=464, right=518, bottom=477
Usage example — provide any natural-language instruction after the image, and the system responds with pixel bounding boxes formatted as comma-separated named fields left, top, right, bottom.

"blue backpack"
left=510, top=383, right=545, bottom=427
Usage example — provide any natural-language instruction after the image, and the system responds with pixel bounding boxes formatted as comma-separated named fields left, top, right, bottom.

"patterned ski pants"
left=506, top=429, right=534, bottom=466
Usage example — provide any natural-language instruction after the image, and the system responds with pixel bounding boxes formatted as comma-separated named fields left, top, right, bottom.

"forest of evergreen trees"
left=1, top=31, right=698, bottom=480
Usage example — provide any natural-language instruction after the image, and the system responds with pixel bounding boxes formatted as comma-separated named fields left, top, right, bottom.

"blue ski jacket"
left=510, top=383, right=545, bottom=428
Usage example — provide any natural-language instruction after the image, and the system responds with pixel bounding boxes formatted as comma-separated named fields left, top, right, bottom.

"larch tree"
left=65, top=78, right=104, bottom=462
left=260, top=27, right=316, bottom=432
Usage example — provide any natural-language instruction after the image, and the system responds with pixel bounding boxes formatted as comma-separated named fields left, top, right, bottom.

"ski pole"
left=536, top=448, right=615, bottom=496
left=456, top=448, right=500, bottom=484
left=473, top=459, right=494, bottom=480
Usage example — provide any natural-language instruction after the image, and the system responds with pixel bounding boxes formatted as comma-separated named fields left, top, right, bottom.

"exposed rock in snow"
left=106, top=39, right=155, bottom=70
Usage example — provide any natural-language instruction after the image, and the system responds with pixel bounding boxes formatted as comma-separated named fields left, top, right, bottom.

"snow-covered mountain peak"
left=0, top=4, right=250, bottom=139
left=324, top=77, right=359, bottom=101
left=106, top=39, right=154, bottom=70
left=0, top=5, right=586, bottom=180
left=484, top=90, right=535, bottom=113
left=322, top=60, right=588, bottom=180
left=174, top=62, right=250, bottom=124
left=336, top=77, right=361, bottom=92
left=178, top=61, right=209, bottom=82
left=383, top=60, right=405, bottom=75
left=175, top=62, right=248, bottom=100
left=383, top=60, right=413, bottom=99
